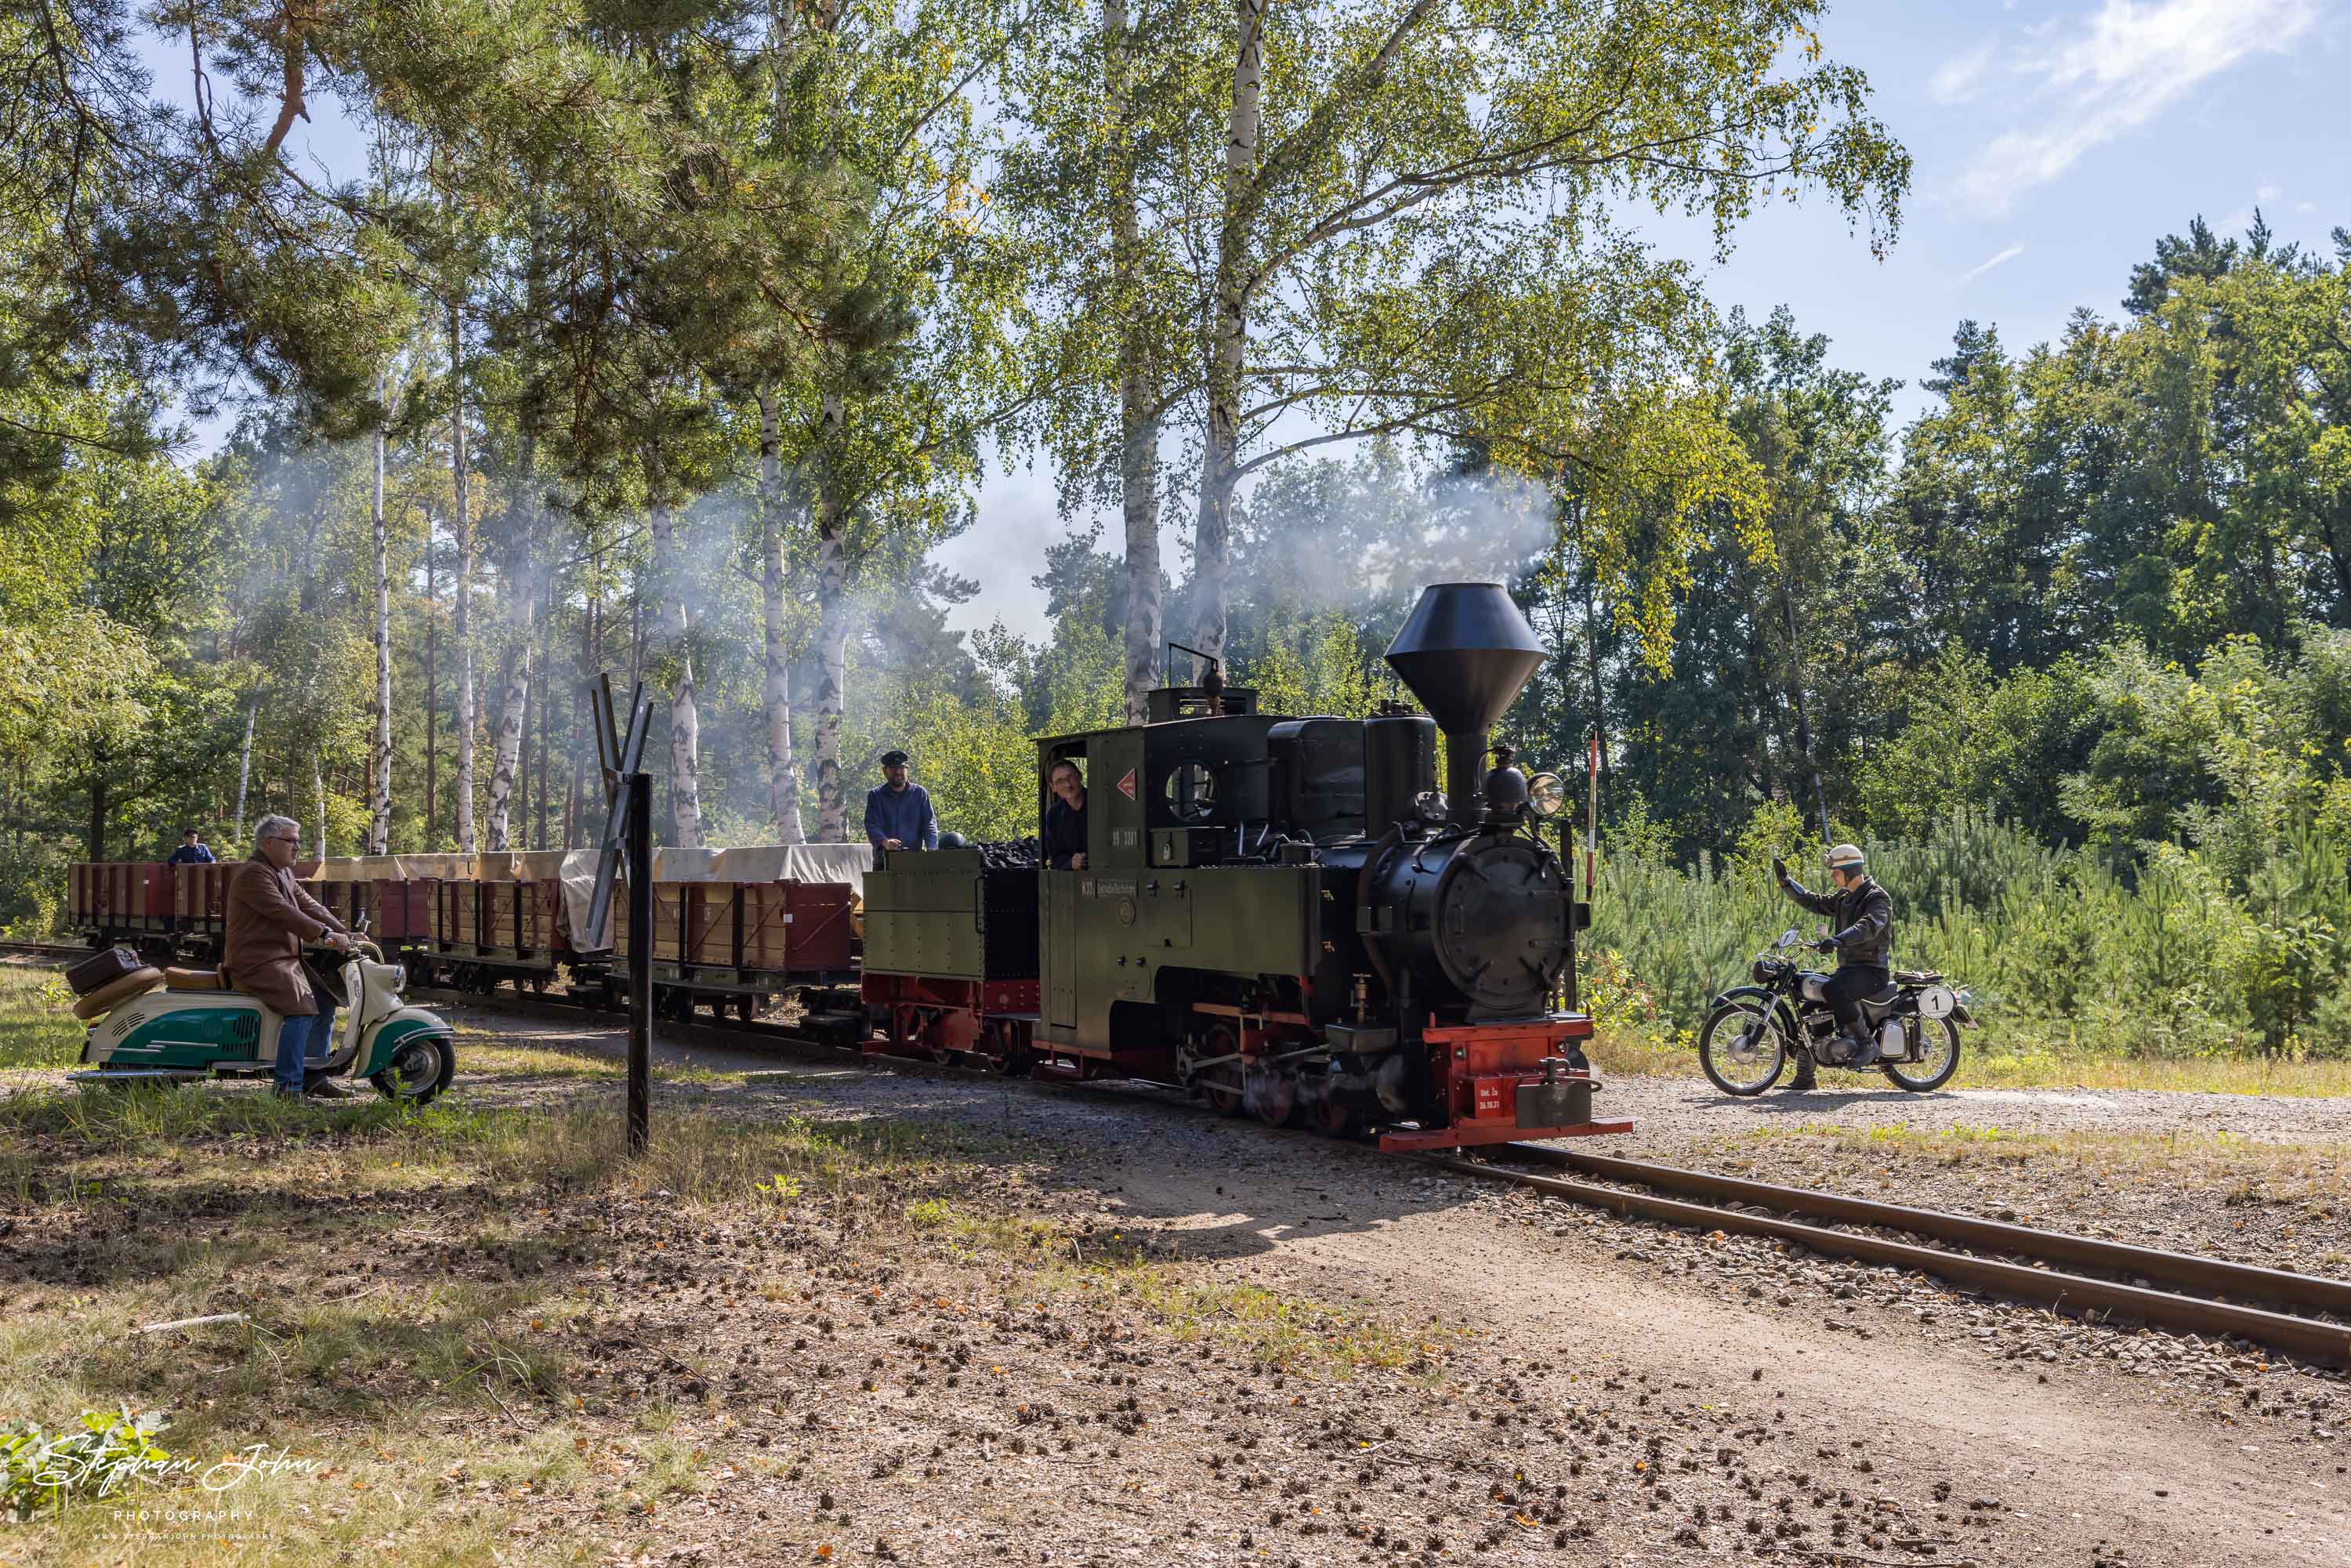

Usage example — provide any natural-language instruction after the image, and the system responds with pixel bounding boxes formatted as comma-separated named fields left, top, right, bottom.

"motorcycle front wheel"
left=1882, top=1017, right=1961, bottom=1092
left=1698, top=1000, right=1787, bottom=1096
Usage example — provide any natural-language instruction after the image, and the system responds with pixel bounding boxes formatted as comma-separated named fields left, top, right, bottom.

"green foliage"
left=2, top=1407, right=172, bottom=1522
left=1592, top=798, right=2351, bottom=1061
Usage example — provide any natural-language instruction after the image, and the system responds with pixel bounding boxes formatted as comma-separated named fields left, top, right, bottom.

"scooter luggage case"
left=66, top=945, right=147, bottom=998
left=71, top=967, right=166, bottom=1019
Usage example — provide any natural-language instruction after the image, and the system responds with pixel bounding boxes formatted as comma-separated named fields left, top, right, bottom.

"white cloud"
left=1956, top=0, right=2319, bottom=215
left=1929, top=42, right=1998, bottom=105
left=1959, top=244, right=2027, bottom=284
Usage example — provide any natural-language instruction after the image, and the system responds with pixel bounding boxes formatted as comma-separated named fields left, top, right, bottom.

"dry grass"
left=0, top=1005, right=1440, bottom=1564
left=1588, top=1022, right=2351, bottom=1099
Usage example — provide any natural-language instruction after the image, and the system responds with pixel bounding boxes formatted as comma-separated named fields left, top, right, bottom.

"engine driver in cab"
left=1043, top=759, right=1087, bottom=871
left=1771, top=844, right=1893, bottom=1091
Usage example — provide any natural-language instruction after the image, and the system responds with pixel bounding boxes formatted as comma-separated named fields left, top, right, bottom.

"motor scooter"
left=70, top=934, right=457, bottom=1103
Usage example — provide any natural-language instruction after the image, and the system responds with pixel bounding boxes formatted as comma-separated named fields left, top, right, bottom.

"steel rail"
left=1498, top=1145, right=2351, bottom=1324
left=1425, top=1153, right=2351, bottom=1367
left=0, top=940, right=92, bottom=961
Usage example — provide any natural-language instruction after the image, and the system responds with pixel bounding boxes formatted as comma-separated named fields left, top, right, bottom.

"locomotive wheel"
left=1316, top=1097, right=1367, bottom=1140
left=1194, top=1027, right=1244, bottom=1116
left=1245, top=1066, right=1302, bottom=1128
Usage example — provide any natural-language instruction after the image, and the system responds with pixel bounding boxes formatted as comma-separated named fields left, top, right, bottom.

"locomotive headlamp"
left=1524, top=772, right=1566, bottom=819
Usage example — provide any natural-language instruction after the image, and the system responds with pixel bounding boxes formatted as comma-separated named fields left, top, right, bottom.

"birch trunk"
left=315, top=762, right=327, bottom=858
left=450, top=301, right=476, bottom=855
left=487, top=643, right=529, bottom=852
left=811, top=394, right=849, bottom=842
left=485, top=448, right=534, bottom=853
left=1108, top=0, right=1162, bottom=722
left=368, top=375, right=393, bottom=854
left=424, top=520, right=438, bottom=842
left=1193, top=0, right=1266, bottom=665
left=649, top=489, right=701, bottom=849
left=757, top=386, right=806, bottom=843
left=234, top=698, right=257, bottom=842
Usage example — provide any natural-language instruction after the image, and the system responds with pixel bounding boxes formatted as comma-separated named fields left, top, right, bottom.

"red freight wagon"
left=71, top=863, right=176, bottom=934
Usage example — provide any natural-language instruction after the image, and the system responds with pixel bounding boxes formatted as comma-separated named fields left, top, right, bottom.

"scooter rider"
left=1770, top=844, right=1893, bottom=1090
left=226, top=815, right=356, bottom=1099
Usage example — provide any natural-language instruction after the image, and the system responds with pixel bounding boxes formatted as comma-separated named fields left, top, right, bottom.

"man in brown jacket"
left=226, top=815, right=354, bottom=1098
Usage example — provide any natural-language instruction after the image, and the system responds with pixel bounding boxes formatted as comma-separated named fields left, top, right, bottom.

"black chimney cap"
left=1383, top=582, right=1545, bottom=736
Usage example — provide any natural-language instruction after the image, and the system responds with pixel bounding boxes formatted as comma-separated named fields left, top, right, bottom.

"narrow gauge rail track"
left=1441, top=1144, right=2351, bottom=1368
left=22, top=948, right=2349, bottom=1370
left=0, top=940, right=96, bottom=962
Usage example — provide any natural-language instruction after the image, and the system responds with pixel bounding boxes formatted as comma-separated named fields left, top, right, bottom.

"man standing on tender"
left=864, top=749, right=939, bottom=859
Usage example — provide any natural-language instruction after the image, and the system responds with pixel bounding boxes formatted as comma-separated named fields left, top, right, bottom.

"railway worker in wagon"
left=1043, top=758, right=1088, bottom=871
left=1772, top=843, right=1894, bottom=1090
left=864, top=749, right=939, bottom=857
left=167, top=828, right=216, bottom=865
left=225, top=815, right=356, bottom=1099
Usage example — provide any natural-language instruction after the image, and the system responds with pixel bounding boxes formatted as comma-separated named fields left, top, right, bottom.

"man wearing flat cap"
left=864, top=749, right=938, bottom=857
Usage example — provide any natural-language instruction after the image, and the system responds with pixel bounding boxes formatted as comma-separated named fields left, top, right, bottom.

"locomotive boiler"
left=865, top=581, right=1625, bottom=1151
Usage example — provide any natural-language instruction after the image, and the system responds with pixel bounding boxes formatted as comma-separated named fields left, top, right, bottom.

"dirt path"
left=422, top=1001, right=2351, bottom=1566
left=1599, top=1073, right=2351, bottom=1146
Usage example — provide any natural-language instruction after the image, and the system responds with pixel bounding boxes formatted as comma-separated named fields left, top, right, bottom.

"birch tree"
left=756, top=386, right=806, bottom=843
left=368, top=370, right=393, bottom=854
left=448, top=302, right=477, bottom=854
left=1165, top=0, right=1907, bottom=661
left=759, top=0, right=1041, bottom=842
left=1003, top=0, right=1212, bottom=720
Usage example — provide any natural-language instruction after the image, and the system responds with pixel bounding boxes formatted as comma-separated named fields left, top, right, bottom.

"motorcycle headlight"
left=1526, top=772, right=1566, bottom=820
left=1750, top=958, right=1772, bottom=984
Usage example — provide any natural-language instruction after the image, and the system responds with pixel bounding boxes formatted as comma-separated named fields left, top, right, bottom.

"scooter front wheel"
left=371, top=1036, right=456, bottom=1106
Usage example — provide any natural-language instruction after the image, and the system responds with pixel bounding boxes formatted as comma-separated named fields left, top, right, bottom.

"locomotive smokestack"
left=1383, top=583, right=1545, bottom=826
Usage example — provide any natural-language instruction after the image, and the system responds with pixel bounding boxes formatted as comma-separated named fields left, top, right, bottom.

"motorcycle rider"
left=1770, top=844, right=1893, bottom=1091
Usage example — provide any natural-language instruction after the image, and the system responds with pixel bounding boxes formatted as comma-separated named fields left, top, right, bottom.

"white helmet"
left=1825, top=843, right=1867, bottom=872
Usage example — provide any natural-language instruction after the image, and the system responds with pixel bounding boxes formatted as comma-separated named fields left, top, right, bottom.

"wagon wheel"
left=1194, top=1027, right=1244, bottom=1117
left=526, top=973, right=550, bottom=997
left=887, top=1003, right=940, bottom=1063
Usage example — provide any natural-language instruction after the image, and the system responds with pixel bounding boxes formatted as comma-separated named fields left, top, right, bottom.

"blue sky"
left=158, top=2, right=2349, bottom=643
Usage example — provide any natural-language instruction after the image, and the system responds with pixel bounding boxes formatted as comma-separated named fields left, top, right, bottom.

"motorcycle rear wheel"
left=1699, top=1001, right=1786, bottom=1096
left=1881, top=1017, right=1961, bottom=1092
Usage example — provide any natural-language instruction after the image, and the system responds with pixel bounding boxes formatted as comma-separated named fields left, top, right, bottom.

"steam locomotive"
left=864, top=582, right=1626, bottom=1150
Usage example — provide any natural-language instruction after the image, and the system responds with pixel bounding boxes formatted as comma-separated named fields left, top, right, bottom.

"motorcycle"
left=1697, top=929, right=1976, bottom=1095
left=69, top=934, right=458, bottom=1103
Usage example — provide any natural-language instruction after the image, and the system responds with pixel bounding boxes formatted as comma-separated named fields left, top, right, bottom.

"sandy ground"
left=426, top=1002, right=2351, bottom=1568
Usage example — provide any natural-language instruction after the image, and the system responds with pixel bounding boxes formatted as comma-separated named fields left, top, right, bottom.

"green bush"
left=1588, top=804, right=2351, bottom=1059
left=2, top=1408, right=173, bottom=1521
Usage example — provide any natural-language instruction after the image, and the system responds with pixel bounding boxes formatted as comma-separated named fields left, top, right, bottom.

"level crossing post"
left=626, top=769, right=652, bottom=1155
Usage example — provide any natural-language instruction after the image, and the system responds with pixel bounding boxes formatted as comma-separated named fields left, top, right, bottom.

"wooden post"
left=627, top=769, right=652, bottom=1155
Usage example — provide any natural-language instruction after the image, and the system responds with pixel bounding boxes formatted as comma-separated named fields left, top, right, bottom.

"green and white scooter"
left=71, top=933, right=457, bottom=1103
